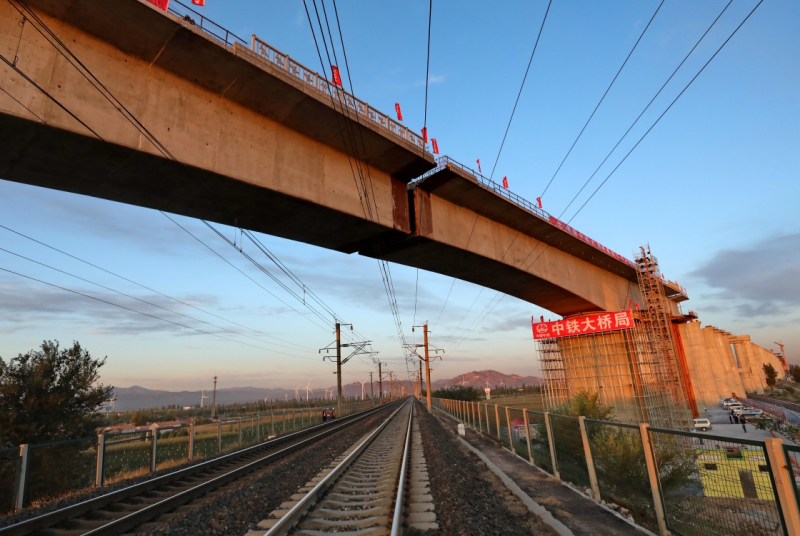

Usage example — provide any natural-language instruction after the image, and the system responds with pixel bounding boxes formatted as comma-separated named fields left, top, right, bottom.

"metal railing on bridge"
left=166, top=0, right=247, bottom=48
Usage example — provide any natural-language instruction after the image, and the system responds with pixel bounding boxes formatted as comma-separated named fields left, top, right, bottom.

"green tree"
left=763, top=363, right=778, bottom=388
left=432, top=386, right=481, bottom=401
left=0, top=340, right=114, bottom=447
left=790, top=365, right=800, bottom=383
left=130, top=411, right=148, bottom=427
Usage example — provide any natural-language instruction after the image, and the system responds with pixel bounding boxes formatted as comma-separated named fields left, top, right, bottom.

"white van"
left=693, top=418, right=712, bottom=431
left=725, top=403, right=744, bottom=411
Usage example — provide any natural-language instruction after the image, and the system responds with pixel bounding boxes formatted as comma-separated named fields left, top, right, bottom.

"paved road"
left=694, top=406, right=774, bottom=442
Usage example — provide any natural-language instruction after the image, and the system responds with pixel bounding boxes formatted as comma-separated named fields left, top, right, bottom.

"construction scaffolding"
left=537, top=246, right=693, bottom=430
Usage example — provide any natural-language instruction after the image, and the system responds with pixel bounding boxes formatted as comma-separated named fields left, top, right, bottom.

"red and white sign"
left=331, top=66, right=342, bottom=86
left=395, top=103, right=403, bottom=121
left=431, top=138, right=439, bottom=154
left=532, top=310, right=634, bottom=340
left=191, top=0, right=205, bottom=6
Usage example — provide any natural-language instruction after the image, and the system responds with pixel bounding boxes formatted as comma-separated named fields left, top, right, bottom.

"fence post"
left=270, top=413, right=274, bottom=437
left=217, top=420, right=222, bottom=454
left=238, top=418, right=242, bottom=446
left=505, top=406, right=514, bottom=452
left=638, top=423, right=669, bottom=536
left=522, top=409, right=534, bottom=465
left=544, top=412, right=560, bottom=480
left=256, top=414, right=260, bottom=443
left=476, top=402, right=482, bottom=432
left=495, top=405, right=502, bottom=439
left=14, top=444, right=29, bottom=510
left=765, top=438, right=800, bottom=534
left=189, top=421, right=195, bottom=461
left=150, top=424, right=158, bottom=472
left=578, top=416, right=601, bottom=501
left=95, top=433, right=105, bottom=487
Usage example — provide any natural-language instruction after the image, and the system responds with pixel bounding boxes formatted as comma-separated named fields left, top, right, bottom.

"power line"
left=489, top=0, right=552, bottom=180
left=0, top=265, right=316, bottom=359
left=447, top=0, right=764, bottom=355
left=0, top=223, right=314, bottom=351
left=539, top=0, right=664, bottom=199
left=0, top=246, right=309, bottom=356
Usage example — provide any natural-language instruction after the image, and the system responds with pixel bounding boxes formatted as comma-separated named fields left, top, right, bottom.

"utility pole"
left=406, top=323, right=442, bottom=412
left=369, top=372, right=374, bottom=399
left=378, top=362, right=383, bottom=401
left=423, top=325, right=431, bottom=410
left=211, top=375, right=217, bottom=419
left=336, top=322, right=342, bottom=415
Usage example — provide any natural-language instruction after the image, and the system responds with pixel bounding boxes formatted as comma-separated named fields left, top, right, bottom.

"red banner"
left=145, top=0, right=170, bottom=10
left=476, top=159, right=481, bottom=173
left=191, top=0, right=204, bottom=6
left=502, top=176, right=508, bottom=188
left=395, top=103, right=403, bottom=121
left=431, top=138, right=439, bottom=154
left=331, top=66, right=342, bottom=86
left=532, top=310, right=634, bottom=340
left=421, top=127, right=428, bottom=143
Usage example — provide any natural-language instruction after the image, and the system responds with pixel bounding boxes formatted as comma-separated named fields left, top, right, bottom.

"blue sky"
left=0, top=0, right=798, bottom=392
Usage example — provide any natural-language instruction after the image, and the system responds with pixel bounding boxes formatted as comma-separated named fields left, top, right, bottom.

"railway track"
left=0, top=403, right=396, bottom=536
left=251, top=400, right=437, bottom=536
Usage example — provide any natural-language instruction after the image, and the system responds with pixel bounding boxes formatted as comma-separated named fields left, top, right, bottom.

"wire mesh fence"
left=548, top=414, right=590, bottom=489
left=0, top=447, right=19, bottom=514
left=649, top=427, right=784, bottom=536
left=103, top=431, right=152, bottom=484
left=783, top=444, right=800, bottom=514
left=525, top=410, right=554, bottom=474
left=26, top=437, right=97, bottom=506
left=192, top=423, right=220, bottom=460
left=219, top=420, right=240, bottom=453
left=585, top=420, right=657, bottom=532
left=154, top=428, right=190, bottom=471
left=242, top=417, right=258, bottom=447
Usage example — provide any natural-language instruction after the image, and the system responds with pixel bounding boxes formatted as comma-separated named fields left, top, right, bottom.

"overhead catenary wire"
left=430, top=1, right=552, bottom=332
left=0, top=223, right=315, bottom=351
left=447, top=0, right=765, bottom=355
left=539, top=0, right=664, bottom=199
left=0, top=246, right=311, bottom=356
left=0, top=266, right=317, bottom=360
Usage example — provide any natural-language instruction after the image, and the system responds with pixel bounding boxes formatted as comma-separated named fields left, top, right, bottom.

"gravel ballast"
left=414, top=400, right=551, bottom=535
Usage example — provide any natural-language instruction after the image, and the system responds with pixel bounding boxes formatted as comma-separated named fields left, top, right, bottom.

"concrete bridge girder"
left=1, top=0, right=649, bottom=318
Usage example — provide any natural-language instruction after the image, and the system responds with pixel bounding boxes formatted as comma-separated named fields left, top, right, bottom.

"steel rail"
left=265, top=399, right=411, bottom=536
left=390, top=405, right=414, bottom=536
left=0, top=403, right=395, bottom=536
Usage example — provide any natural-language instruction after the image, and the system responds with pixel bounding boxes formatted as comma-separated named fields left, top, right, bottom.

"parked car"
left=726, top=403, right=744, bottom=412
left=721, top=398, right=736, bottom=406
left=693, top=418, right=712, bottom=431
left=739, top=409, right=763, bottom=417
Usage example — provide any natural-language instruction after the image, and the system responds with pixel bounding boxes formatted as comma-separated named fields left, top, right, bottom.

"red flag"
left=191, top=0, right=204, bottom=5
left=421, top=127, right=428, bottom=144
left=394, top=103, right=403, bottom=121
left=476, top=159, right=481, bottom=173
left=628, top=300, right=632, bottom=310
left=145, top=0, right=170, bottom=10
left=502, top=176, right=508, bottom=188
left=331, top=66, right=342, bottom=86
left=431, top=138, right=439, bottom=154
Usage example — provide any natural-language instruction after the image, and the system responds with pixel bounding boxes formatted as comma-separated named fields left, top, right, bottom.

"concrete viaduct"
left=0, top=0, right=686, bottom=317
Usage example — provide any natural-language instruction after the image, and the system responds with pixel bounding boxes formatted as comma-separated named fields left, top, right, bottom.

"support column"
left=95, top=433, right=105, bottom=487
left=523, top=409, right=534, bottom=465
left=14, top=444, right=29, bottom=511
left=578, top=416, right=601, bottom=501
left=765, top=438, right=800, bottom=535
left=544, top=412, right=560, bottom=480
left=639, top=423, right=669, bottom=536
left=505, top=406, right=514, bottom=452
left=189, top=422, right=195, bottom=461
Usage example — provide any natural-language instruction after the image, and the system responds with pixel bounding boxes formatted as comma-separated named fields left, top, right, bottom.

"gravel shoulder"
left=414, top=399, right=551, bottom=535
left=433, top=406, right=647, bottom=536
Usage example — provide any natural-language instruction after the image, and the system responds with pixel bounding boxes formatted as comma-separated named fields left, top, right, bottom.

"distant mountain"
left=111, top=370, right=542, bottom=411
